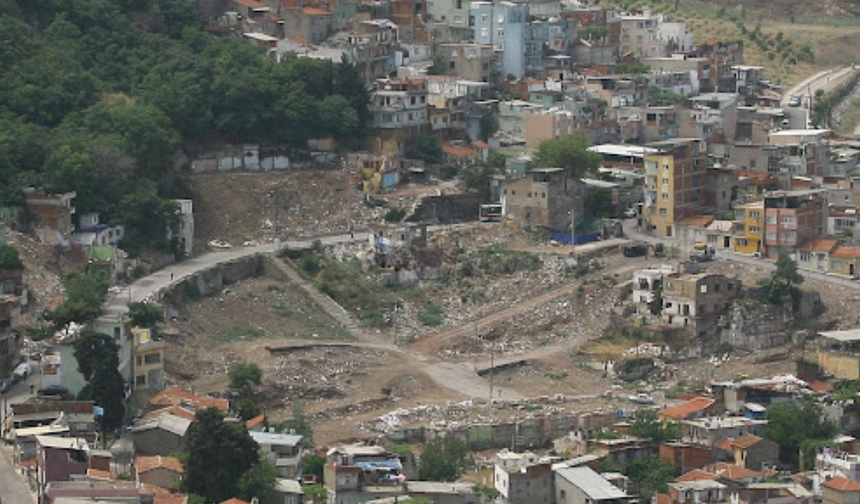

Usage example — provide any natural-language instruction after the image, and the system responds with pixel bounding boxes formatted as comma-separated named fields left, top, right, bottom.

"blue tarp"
left=353, top=459, right=402, bottom=471
left=550, top=232, right=601, bottom=245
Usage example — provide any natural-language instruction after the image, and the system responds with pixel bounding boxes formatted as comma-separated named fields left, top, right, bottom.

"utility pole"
left=570, top=205, right=576, bottom=257
left=271, top=186, right=281, bottom=252
left=489, top=343, right=495, bottom=401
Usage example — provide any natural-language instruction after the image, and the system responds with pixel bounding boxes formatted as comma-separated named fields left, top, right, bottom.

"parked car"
left=0, top=377, right=12, bottom=394
left=623, top=208, right=637, bottom=219
left=623, top=244, right=648, bottom=257
left=40, top=385, right=68, bottom=397
left=629, top=393, right=655, bottom=404
left=789, top=95, right=802, bottom=107
left=12, top=362, right=31, bottom=382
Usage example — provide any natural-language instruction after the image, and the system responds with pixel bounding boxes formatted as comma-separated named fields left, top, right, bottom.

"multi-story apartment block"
left=732, top=200, right=764, bottom=255
left=643, top=137, right=708, bottom=238
left=369, top=77, right=430, bottom=147
left=762, top=189, right=827, bottom=257
left=619, top=10, right=692, bottom=59
left=438, top=43, right=496, bottom=83
left=471, top=1, right=529, bottom=79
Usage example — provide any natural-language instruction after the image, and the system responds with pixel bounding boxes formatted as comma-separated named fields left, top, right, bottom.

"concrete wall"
left=387, top=410, right=619, bottom=451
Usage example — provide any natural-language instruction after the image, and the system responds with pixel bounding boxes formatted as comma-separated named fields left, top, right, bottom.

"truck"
left=689, top=242, right=715, bottom=262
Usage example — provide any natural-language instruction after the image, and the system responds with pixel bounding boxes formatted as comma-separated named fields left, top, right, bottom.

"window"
left=135, top=375, right=146, bottom=386
left=750, top=211, right=761, bottom=219
left=662, top=178, right=669, bottom=185
left=662, top=193, right=669, bottom=201
left=766, top=215, right=776, bottom=224
left=700, top=284, right=708, bottom=293
left=766, top=230, right=776, bottom=240
left=144, top=353, right=161, bottom=365
left=659, top=208, right=667, bottom=215
left=749, top=226, right=759, bottom=234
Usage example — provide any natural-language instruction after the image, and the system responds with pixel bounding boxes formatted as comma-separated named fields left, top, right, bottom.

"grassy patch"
left=284, top=250, right=426, bottom=328
left=417, top=303, right=444, bottom=327
left=215, top=323, right=266, bottom=343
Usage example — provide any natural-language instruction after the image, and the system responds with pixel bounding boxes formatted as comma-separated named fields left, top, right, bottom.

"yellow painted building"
left=732, top=201, right=763, bottom=255
left=644, top=154, right=675, bottom=237
left=830, top=245, right=860, bottom=278
left=643, top=138, right=707, bottom=238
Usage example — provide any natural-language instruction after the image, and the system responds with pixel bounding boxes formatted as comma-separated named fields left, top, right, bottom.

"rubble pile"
left=268, top=347, right=389, bottom=396
left=360, top=394, right=626, bottom=434
left=7, top=229, right=65, bottom=317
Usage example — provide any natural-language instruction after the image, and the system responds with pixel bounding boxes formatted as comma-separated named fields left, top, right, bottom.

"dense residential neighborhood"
left=7, top=0, right=860, bottom=504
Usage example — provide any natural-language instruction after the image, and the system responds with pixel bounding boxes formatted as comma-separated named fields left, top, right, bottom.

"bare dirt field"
left=158, top=231, right=833, bottom=445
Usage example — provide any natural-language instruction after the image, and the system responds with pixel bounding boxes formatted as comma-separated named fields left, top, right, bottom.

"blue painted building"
left=471, top=1, right=528, bottom=79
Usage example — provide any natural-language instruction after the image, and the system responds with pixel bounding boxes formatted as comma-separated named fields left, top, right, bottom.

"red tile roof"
left=156, top=495, right=188, bottom=504
left=140, top=483, right=173, bottom=496
left=710, top=462, right=775, bottom=480
left=220, top=499, right=251, bottom=504
left=676, top=469, right=719, bottom=482
left=823, top=476, right=860, bottom=492
left=809, top=379, right=835, bottom=392
left=136, top=456, right=185, bottom=475
left=832, top=246, right=860, bottom=259
left=658, top=397, right=715, bottom=421
left=87, top=469, right=115, bottom=480
left=303, top=6, right=332, bottom=15
left=727, top=434, right=763, bottom=449
left=150, top=387, right=229, bottom=412
left=440, top=141, right=478, bottom=159
left=143, top=405, right=198, bottom=422
left=234, top=0, right=267, bottom=8
left=676, top=215, right=714, bottom=228
left=246, top=414, right=266, bottom=429
left=798, top=239, right=839, bottom=253
left=473, top=141, right=489, bottom=149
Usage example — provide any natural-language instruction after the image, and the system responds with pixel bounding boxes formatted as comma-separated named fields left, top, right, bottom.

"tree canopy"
left=185, top=408, right=260, bottom=502
left=419, top=437, right=471, bottom=481
left=228, top=362, right=263, bottom=393
left=0, top=0, right=371, bottom=252
left=757, top=249, right=804, bottom=306
left=767, top=399, right=838, bottom=467
left=628, top=410, right=682, bottom=444
left=73, top=331, right=124, bottom=430
left=532, top=135, right=602, bottom=178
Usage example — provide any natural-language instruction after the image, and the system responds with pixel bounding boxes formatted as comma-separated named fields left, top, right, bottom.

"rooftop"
left=819, top=329, right=860, bottom=343
left=136, top=455, right=185, bottom=475
left=250, top=430, right=304, bottom=446
left=555, top=466, right=628, bottom=500
left=659, top=397, right=716, bottom=421
left=129, top=413, right=192, bottom=437
left=36, top=435, right=88, bottom=450
left=823, top=476, right=860, bottom=492
left=683, top=416, right=767, bottom=430
left=676, top=469, right=719, bottom=482
left=150, top=386, right=229, bottom=412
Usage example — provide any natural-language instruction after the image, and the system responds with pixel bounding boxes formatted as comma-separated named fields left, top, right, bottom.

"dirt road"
left=411, top=261, right=644, bottom=355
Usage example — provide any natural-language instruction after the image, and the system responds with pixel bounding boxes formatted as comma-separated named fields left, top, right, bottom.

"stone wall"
left=164, top=254, right=290, bottom=304
left=387, top=410, right=620, bottom=452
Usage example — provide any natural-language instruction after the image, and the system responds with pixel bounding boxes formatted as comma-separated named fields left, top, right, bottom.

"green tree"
left=757, top=249, right=804, bottom=306
left=228, top=362, right=263, bottom=392
left=407, top=136, right=444, bottom=165
left=128, top=302, right=163, bottom=328
left=303, top=484, right=329, bottom=504
left=238, top=459, right=279, bottom=502
left=73, top=331, right=124, bottom=430
left=185, top=408, right=260, bottom=503
left=419, top=437, right=471, bottom=481
left=532, top=135, right=602, bottom=178
left=282, top=402, right=314, bottom=447
left=767, top=399, right=838, bottom=467
left=237, top=399, right=263, bottom=421
left=586, top=187, right=614, bottom=217
left=0, top=245, right=23, bottom=270
left=627, top=456, right=676, bottom=500
left=302, top=455, right=327, bottom=482
left=48, top=269, right=109, bottom=327
left=628, top=410, right=682, bottom=444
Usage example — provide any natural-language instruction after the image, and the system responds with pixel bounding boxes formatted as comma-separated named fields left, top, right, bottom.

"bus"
left=479, top=204, right=503, bottom=222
